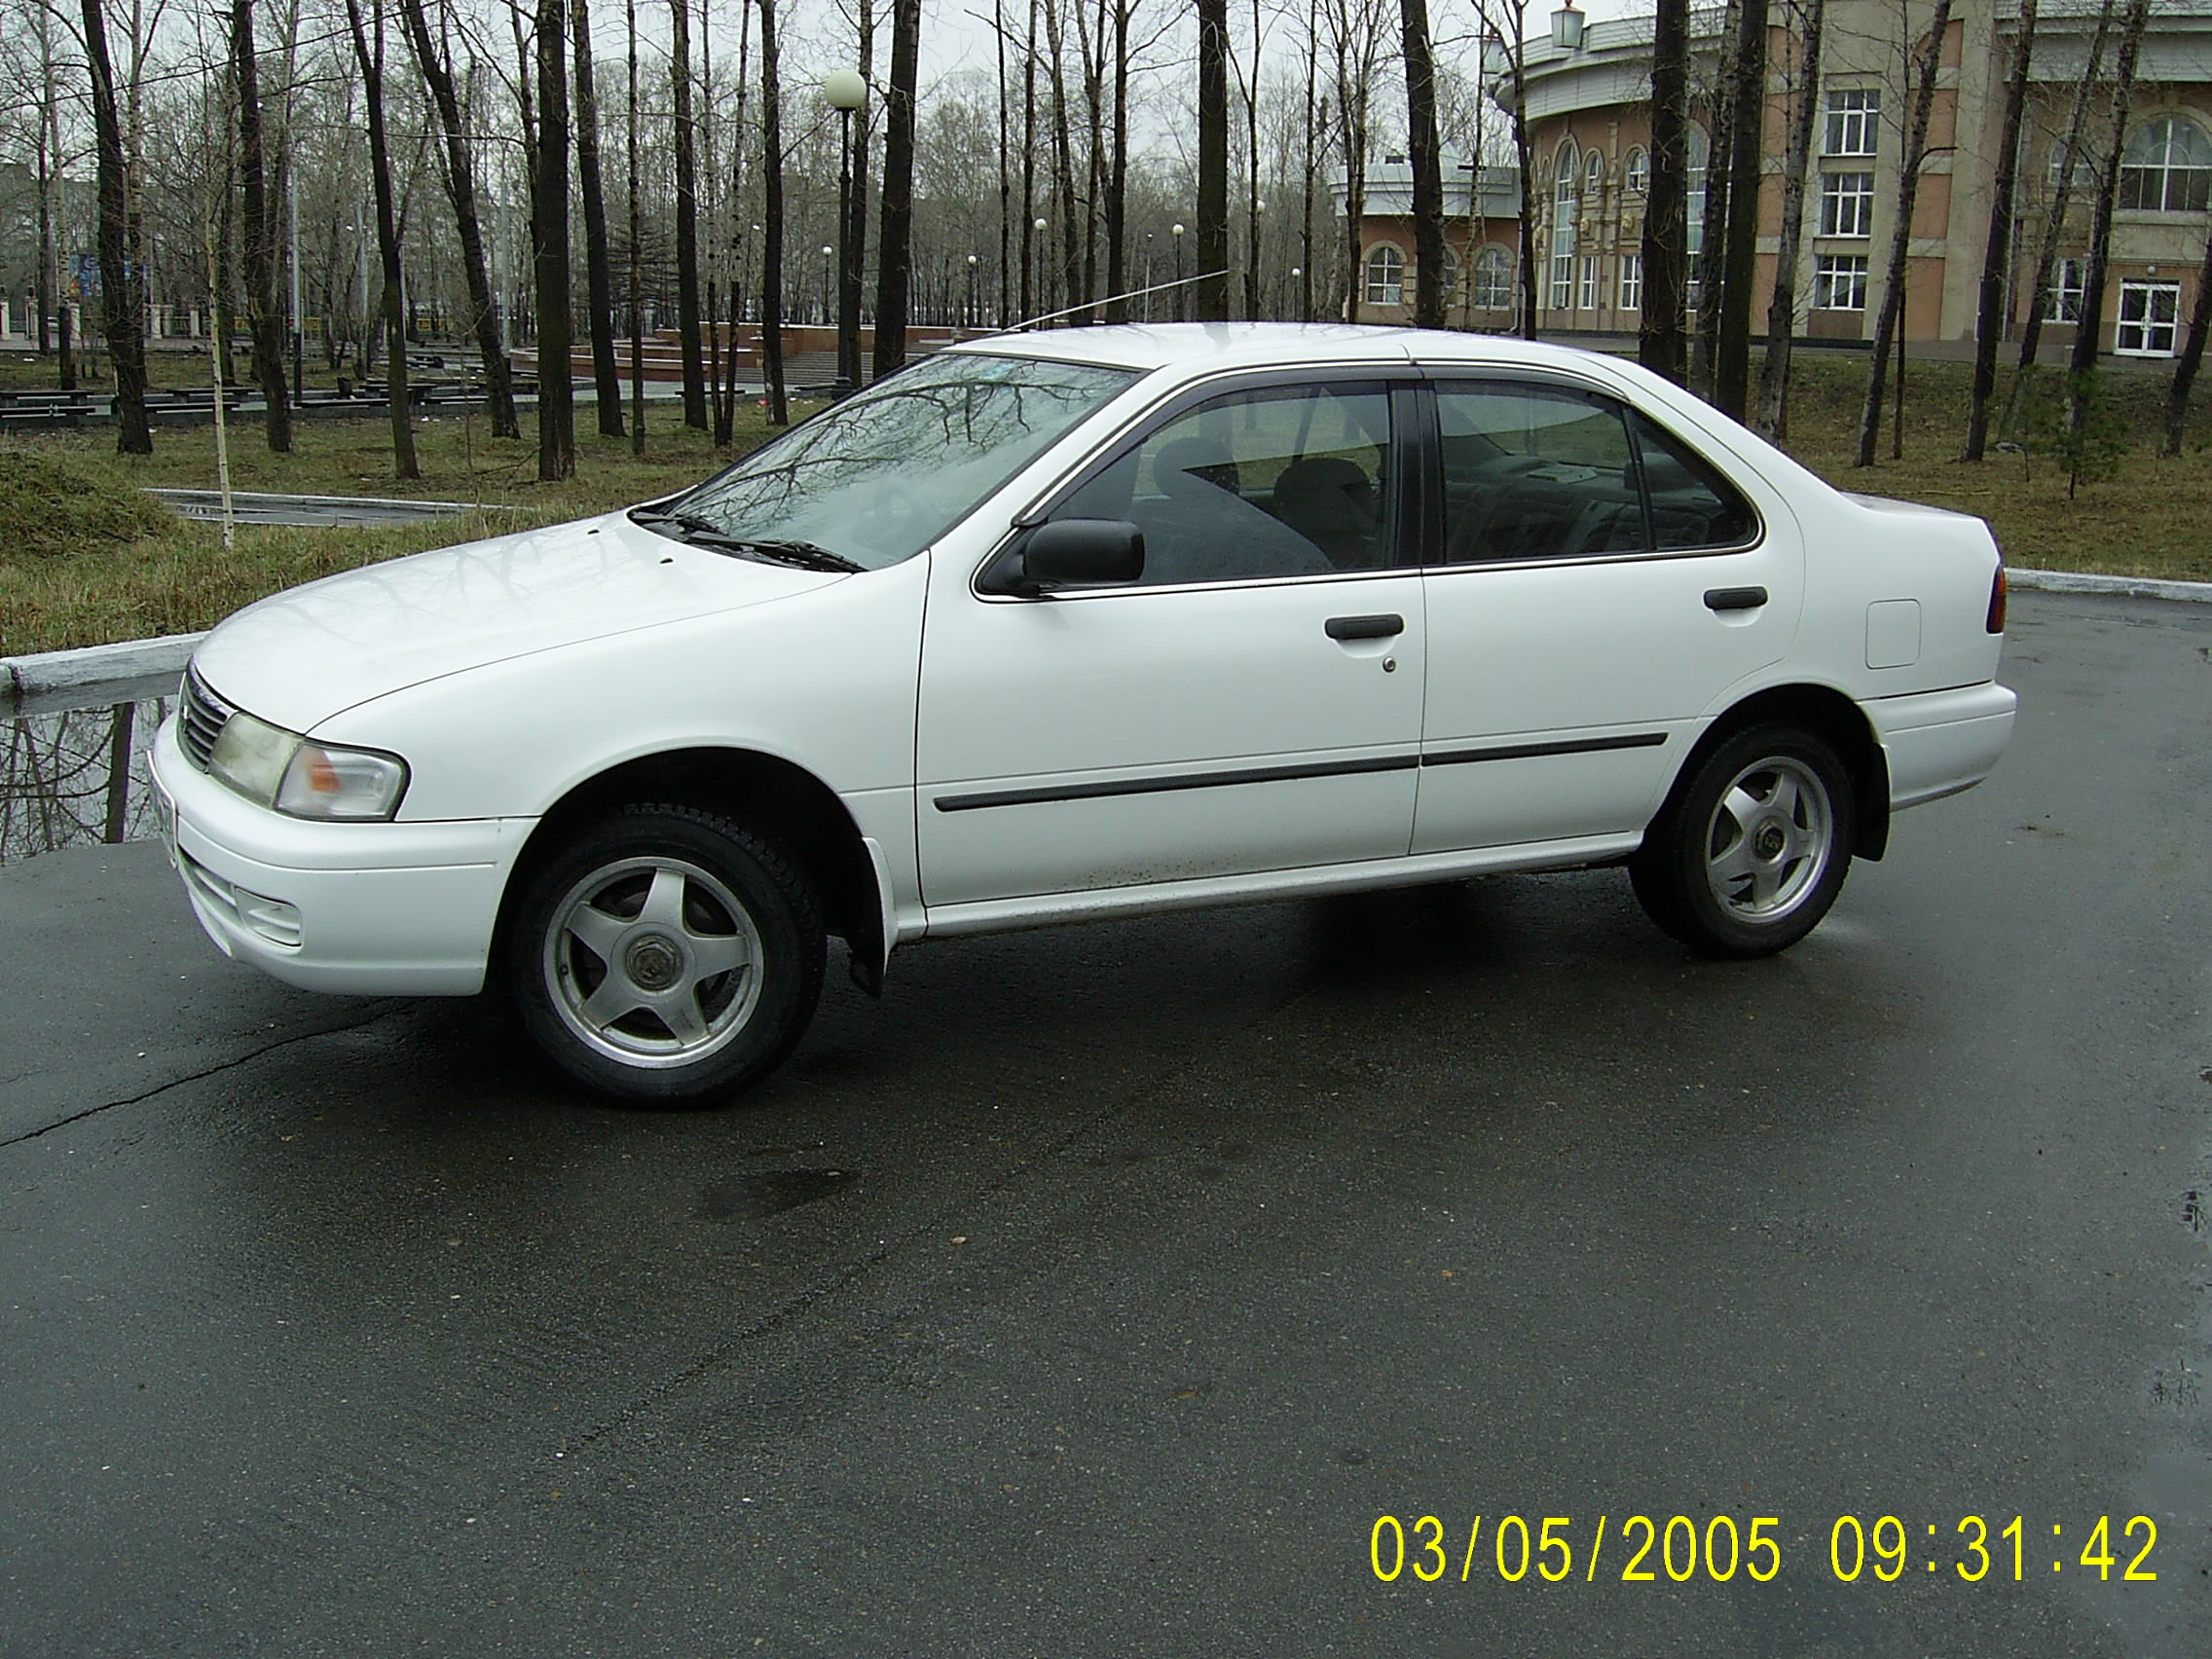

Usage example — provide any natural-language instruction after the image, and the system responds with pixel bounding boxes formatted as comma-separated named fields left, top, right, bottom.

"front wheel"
left=1631, top=724, right=1855, bottom=958
left=503, top=804, right=825, bottom=1104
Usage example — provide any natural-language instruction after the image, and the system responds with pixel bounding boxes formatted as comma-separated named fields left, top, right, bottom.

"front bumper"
left=1866, top=681, right=2018, bottom=812
left=149, top=715, right=535, bottom=996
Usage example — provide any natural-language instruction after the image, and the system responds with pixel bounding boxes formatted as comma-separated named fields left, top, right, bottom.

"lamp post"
left=820, top=244, right=834, bottom=328
left=1033, top=217, right=1049, bottom=316
left=1171, top=222, right=1186, bottom=321
left=1288, top=267, right=1301, bottom=324
left=965, top=253, right=978, bottom=331
left=824, top=68, right=865, bottom=396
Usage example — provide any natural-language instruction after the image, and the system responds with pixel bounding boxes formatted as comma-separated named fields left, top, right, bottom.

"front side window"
left=1051, top=383, right=1395, bottom=584
left=673, top=352, right=1136, bottom=570
left=1814, top=254, right=1869, bottom=311
left=1819, top=171, right=1875, bottom=238
left=1471, top=245, right=1514, bottom=309
left=2119, top=116, right=2212, bottom=211
left=1825, top=89, right=1880, bottom=157
left=1365, top=244, right=1406, bottom=307
left=1434, top=383, right=1755, bottom=565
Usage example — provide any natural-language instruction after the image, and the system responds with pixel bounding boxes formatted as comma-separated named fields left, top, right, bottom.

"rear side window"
left=1434, top=382, right=1758, bottom=564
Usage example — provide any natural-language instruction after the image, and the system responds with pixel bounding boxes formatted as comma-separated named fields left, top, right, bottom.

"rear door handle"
left=1704, top=586, right=1768, bottom=612
left=1325, top=613, right=1405, bottom=641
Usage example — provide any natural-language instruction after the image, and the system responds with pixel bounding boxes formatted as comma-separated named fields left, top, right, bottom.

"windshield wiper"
left=630, top=508, right=863, bottom=572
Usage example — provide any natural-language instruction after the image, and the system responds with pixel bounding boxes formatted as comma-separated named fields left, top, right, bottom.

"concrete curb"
left=2, top=632, right=203, bottom=713
left=5, top=568, right=2206, bottom=717
left=2008, top=568, right=2212, bottom=605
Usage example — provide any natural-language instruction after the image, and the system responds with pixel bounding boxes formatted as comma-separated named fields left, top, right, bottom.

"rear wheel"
left=505, top=804, right=825, bottom=1104
left=1631, top=724, right=1854, bottom=958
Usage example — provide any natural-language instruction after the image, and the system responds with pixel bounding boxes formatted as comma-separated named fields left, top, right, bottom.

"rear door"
left=1413, top=375, right=1804, bottom=855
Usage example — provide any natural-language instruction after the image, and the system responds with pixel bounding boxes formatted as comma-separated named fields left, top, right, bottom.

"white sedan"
left=151, top=324, right=2015, bottom=1103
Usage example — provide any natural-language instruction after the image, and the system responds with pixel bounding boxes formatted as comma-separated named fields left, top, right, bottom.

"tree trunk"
left=670, top=0, right=706, bottom=427
left=628, top=0, right=645, bottom=454
left=2162, top=222, right=2212, bottom=457
left=758, top=0, right=789, bottom=424
left=232, top=0, right=292, bottom=452
left=1962, top=0, right=2035, bottom=461
left=1854, top=0, right=1951, bottom=468
left=396, top=0, right=519, bottom=436
left=2066, top=0, right=2153, bottom=437
left=342, top=0, right=419, bottom=479
left=1757, top=0, right=1824, bottom=440
left=535, top=0, right=575, bottom=480
left=873, top=0, right=920, bottom=374
left=1196, top=0, right=1230, bottom=321
left=574, top=0, right=625, bottom=436
left=1103, top=0, right=1129, bottom=320
left=1712, top=0, right=1769, bottom=420
left=1641, top=0, right=1691, bottom=383
left=82, top=0, right=152, bottom=454
left=1399, top=0, right=1445, bottom=329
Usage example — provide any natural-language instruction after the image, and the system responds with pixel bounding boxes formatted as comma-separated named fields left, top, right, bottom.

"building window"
left=1819, top=171, right=1875, bottom=238
left=1551, top=253, right=1575, bottom=311
left=1813, top=254, right=1868, bottom=312
left=1579, top=255, right=1601, bottom=312
left=1364, top=244, right=1405, bottom=307
left=2116, top=279, right=2182, bottom=355
left=1471, top=244, right=1513, bottom=309
left=1824, top=89, right=1880, bottom=158
left=1625, top=147, right=1648, bottom=194
left=1686, top=128, right=1709, bottom=257
left=1619, top=253, right=1643, bottom=311
left=1586, top=149, right=1605, bottom=204
left=2119, top=116, right=2212, bottom=212
left=2047, top=256, right=2085, bottom=323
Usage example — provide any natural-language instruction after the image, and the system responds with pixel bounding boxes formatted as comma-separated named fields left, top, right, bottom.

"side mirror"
left=983, top=518, right=1145, bottom=596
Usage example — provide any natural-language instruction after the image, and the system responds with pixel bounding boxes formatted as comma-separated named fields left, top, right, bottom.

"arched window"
left=1626, top=147, right=1649, bottom=194
left=1471, top=244, right=1513, bottom=309
left=2120, top=116, right=2212, bottom=211
left=1586, top=149, right=1606, bottom=202
left=1686, top=127, right=1710, bottom=257
left=1555, top=140, right=1582, bottom=217
left=1364, top=243, right=1405, bottom=307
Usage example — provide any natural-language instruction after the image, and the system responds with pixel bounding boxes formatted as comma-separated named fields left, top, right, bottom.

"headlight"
left=207, top=712, right=409, bottom=821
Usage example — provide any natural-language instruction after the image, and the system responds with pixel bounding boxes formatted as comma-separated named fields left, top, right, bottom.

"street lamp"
left=1171, top=222, right=1186, bottom=321
left=824, top=68, right=865, bottom=395
left=965, top=253, right=978, bottom=331
left=821, top=244, right=835, bottom=328
left=1289, top=266, right=1302, bottom=324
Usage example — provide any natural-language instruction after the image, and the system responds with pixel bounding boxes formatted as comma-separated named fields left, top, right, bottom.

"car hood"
left=192, top=510, right=842, bottom=732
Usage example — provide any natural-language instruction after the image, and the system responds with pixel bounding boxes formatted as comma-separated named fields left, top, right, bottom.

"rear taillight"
left=1986, top=560, right=2008, bottom=634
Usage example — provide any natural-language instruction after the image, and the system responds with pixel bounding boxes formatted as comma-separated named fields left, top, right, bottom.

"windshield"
left=661, top=352, right=1139, bottom=570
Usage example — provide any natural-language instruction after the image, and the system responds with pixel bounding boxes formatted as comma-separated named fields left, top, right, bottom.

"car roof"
left=943, top=320, right=1622, bottom=381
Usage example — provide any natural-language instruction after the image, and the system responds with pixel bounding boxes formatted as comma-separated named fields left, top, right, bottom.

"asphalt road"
left=2, top=590, right=2207, bottom=1658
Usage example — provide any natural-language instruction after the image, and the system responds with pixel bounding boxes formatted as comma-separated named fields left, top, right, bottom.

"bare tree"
left=1757, top=0, right=1825, bottom=439
left=397, top=0, right=520, bottom=437
left=758, top=0, right=789, bottom=423
left=574, top=0, right=624, bottom=436
left=342, top=0, right=419, bottom=478
left=1854, top=0, right=1951, bottom=469
left=535, top=0, right=574, bottom=479
left=873, top=0, right=919, bottom=373
left=1962, top=0, right=2035, bottom=461
left=628, top=0, right=645, bottom=453
left=670, top=0, right=707, bottom=427
left=1712, top=0, right=1769, bottom=420
left=232, top=0, right=292, bottom=451
left=1641, top=0, right=1691, bottom=382
left=1197, top=0, right=1230, bottom=321
left=81, top=0, right=152, bottom=453
left=2163, top=220, right=2212, bottom=457
left=1399, top=0, right=1445, bottom=329
left=2066, top=0, right=2153, bottom=440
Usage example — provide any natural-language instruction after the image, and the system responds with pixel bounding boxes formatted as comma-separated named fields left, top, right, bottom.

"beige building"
left=1353, top=2, right=2212, bottom=358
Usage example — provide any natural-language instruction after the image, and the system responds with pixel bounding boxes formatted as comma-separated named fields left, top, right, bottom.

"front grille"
left=179, top=666, right=236, bottom=771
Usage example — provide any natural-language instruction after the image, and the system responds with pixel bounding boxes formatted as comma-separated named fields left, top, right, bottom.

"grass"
left=3, top=343, right=2208, bottom=657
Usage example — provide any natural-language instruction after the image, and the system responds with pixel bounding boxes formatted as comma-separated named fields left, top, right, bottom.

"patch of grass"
left=0, top=448, right=177, bottom=562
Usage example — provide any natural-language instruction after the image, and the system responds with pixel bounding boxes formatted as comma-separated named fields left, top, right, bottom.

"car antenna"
left=985, top=270, right=1234, bottom=334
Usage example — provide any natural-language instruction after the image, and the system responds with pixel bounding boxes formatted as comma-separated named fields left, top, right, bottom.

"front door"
left=916, top=377, right=1425, bottom=910
left=2116, top=280, right=2181, bottom=357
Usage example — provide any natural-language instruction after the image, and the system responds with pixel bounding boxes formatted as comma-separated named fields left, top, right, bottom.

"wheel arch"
left=496, top=747, right=889, bottom=993
left=1660, top=683, right=1891, bottom=862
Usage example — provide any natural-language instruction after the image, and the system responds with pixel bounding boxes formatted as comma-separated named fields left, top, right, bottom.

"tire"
left=503, top=804, right=826, bottom=1105
left=1630, top=723, right=1855, bottom=958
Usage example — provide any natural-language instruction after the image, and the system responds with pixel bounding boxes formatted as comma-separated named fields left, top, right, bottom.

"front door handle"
left=1704, top=586, right=1768, bottom=612
left=1325, top=612, right=1405, bottom=641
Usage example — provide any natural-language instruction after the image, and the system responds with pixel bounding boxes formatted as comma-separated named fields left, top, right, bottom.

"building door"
left=2116, top=281, right=2181, bottom=356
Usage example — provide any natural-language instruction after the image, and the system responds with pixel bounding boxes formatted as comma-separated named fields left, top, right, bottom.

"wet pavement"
left=1, top=590, right=2206, bottom=1657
